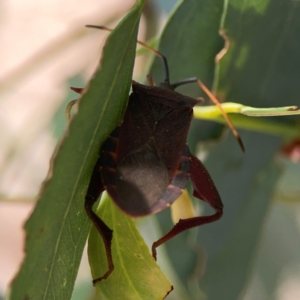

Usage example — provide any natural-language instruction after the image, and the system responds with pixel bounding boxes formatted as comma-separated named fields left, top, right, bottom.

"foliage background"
left=1, top=0, right=300, bottom=299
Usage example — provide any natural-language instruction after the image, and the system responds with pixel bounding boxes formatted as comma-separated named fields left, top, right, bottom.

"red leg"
left=189, top=154, right=223, bottom=209
left=152, top=154, right=223, bottom=259
left=70, top=87, right=84, bottom=94
left=85, top=159, right=114, bottom=284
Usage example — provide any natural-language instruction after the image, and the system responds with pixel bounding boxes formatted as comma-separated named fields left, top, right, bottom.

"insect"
left=73, top=25, right=242, bottom=285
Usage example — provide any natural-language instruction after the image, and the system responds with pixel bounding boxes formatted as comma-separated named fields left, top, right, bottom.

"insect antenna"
left=197, top=80, right=245, bottom=151
left=85, top=25, right=171, bottom=86
left=86, top=25, right=244, bottom=151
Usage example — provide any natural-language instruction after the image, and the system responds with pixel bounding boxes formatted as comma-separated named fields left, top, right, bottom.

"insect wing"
left=102, top=83, right=198, bottom=217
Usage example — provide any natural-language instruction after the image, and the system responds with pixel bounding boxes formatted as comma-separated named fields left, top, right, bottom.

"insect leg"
left=146, top=74, right=156, bottom=86
left=70, top=87, right=84, bottom=94
left=172, top=78, right=244, bottom=151
left=66, top=87, right=84, bottom=122
left=65, top=100, right=78, bottom=123
left=151, top=154, right=223, bottom=260
left=85, top=159, right=114, bottom=284
left=171, top=77, right=198, bottom=89
left=189, top=154, right=223, bottom=210
left=86, top=25, right=171, bottom=85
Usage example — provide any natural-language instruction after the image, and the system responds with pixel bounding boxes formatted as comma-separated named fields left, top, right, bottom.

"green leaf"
left=193, top=103, right=300, bottom=138
left=88, top=194, right=172, bottom=300
left=9, top=1, right=145, bottom=299
left=216, top=0, right=300, bottom=109
left=198, top=0, right=300, bottom=298
left=246, top=202, right=300, bottom=297
left=198, top=132, right=282, bottom=299
left=151, top=0, right=224, bottom=96
left=194, top=103, right=300, bottom=117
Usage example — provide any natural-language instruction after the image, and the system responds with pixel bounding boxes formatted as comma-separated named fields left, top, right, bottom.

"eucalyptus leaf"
left=9, top=1, right=145, bottom=299
left=199, top=0, right=300, bottom=298
left=198, top=132, right=282, bottom=299
left=88, top=194, right=172, bottom=300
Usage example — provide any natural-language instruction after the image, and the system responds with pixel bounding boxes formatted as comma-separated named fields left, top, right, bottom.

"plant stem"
left=194, top=104, right=300, bottom=139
